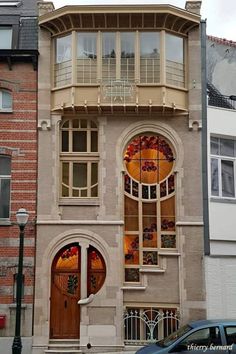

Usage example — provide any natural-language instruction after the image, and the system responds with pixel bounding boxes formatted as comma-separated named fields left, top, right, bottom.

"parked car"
left=135, top=320, right=236, bottom=354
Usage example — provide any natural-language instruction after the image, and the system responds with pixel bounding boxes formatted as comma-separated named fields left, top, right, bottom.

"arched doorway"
left=50, top=243, right=106, bottom=339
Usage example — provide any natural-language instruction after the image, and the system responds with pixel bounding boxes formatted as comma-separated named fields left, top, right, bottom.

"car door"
left=223, top=326, right=236, bottom=354
left=169, top=326, right=229, bottom=354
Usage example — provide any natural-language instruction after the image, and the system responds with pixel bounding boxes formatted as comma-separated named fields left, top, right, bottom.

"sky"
left=52, top=0, right=236, bottom=41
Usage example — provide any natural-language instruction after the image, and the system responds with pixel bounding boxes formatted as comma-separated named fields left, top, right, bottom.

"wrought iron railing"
left=124, top=308, right=180, bottom=345
left=208, top=94, right=236, bottom=110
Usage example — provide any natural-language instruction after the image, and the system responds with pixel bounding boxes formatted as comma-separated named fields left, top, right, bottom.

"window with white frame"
left=0, top=90, right=12, bottom=111
left=55, top=34, right=72, bottom=87
left=211, top=136, right=236, bottom=198
left=0, top=26, right=12, bottom=49
left=140, top=32, right=160, bottom=83
left=77, top=32, right=97, bottom=84
left=60, top=118, right=99, bottom=198
left=0, top=155, right=11, bottom=219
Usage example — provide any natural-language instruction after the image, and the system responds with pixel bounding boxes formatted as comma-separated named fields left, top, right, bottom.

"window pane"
left=0, top=155, right=11, bottom=175
left=91, top=131, right=98, bottom=152
left=56, top=34, right=72, bottom=63
left=166, top=34, right=183, bottom=63
left=0, top=27, right=12, bottom=49
left=77, top=33, right=97, bottom=58
left=102, top=32, right=116, bottom=81
left=2, top=91, right=12, bottom=109
left=121, top=32, right=135, bottom=81
left=125, top=268, right=139, bottom=282
left=211, top=158, right=219, bottom=196
left=73, top=163, right=87, bottom=188
left=221, top=160, right=235, bottom=197
left=62, top=162, right=69, bottom=185
left=140, top=32, right=160, bottom=83
left=143, top=251, right=158, bottom=265
left=62, top=131, right=69, bottom=152
left=91, top=163, right=98, bottom=186
left=210, top=137, right=219, bottom=155
left=166, top=34, right=184, bottom=87
left=73, top=131, right=87, bottom=152
left=220, top=138, right=234, bottom=157
left=0, top=179, right=10, bottom=218
left=124, top=235, right=139, bottom=265
left=224, top=327, right=236, bottom=345
left=77, top=33, right=97, bottom=83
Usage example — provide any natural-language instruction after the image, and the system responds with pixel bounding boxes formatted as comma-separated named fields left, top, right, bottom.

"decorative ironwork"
left=102, top=80, right=135, bottom=103
left=124, top=308, right=180, bottom=344
left=67, top=275, right=78, bottom=295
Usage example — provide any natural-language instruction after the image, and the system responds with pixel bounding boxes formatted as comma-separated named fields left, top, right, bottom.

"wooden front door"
left=50, top=244, right=81, bottom=339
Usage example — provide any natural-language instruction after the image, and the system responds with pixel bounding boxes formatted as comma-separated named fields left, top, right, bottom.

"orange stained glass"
left=124, top=234, right=139, bottom=265
left=55, top=245, right=80, bottom=270
left=124, top=136, right=174, bottom=184
left=160, top=196, right=175, bottom=231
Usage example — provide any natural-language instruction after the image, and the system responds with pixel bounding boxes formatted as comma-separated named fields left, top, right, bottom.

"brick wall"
left=0, top=61, right=37, bottom=334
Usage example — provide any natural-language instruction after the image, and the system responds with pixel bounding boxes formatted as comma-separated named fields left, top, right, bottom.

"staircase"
left=44, top=339, right=82, bottom=354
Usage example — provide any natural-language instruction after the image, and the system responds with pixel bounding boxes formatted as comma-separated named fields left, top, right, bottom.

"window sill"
left=210, top=197, right=236, bottom=204
left=121, top=286, right=146, bottom=291
left=0, top=109, right=13, bottom=113
left=9, top=303, right=27, bottom=309
left=59, top=198, right=100, bottom=206
left=139, top=267, right=165, bottom=273
left=0, top=220, right=12, bottom=226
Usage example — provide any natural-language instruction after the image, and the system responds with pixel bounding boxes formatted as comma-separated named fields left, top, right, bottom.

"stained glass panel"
left=124, top=235, right=139, bottom=265
left=143, top=251, right=158, bottom=265
left=55, top=245, right=80, bottom=270
left=125, top=268, right=139, bottom=282
left=161, top=235, right=176, bottom=248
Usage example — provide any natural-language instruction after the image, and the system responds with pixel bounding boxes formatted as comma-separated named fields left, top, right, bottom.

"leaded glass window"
left=123, top=135, right=176, bottom=282
left=0, top=155, right=11, bottom=219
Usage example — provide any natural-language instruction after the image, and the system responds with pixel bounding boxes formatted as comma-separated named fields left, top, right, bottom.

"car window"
left=224, top=327, right=236, bottom=345
left=159, top=325, right=192, bottom=347
left=179, top=327, right=221, bottom=347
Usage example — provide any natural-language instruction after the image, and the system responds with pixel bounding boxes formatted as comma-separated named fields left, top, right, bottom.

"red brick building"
left=0, top=1, right=38, bottom=352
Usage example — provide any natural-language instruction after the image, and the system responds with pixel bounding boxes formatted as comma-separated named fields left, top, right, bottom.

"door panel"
left=51, top=272, right=80, bottom=338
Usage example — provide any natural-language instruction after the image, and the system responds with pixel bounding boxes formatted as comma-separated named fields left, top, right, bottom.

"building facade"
left=206, top=39, right=236, bottom=319
left=33, top=1, right=205, bottom=353
left=0, top=0, right=38, bottom=353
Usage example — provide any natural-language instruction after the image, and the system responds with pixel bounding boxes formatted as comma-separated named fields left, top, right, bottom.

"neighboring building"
left=33, top=1, right=205, bottom=353
left=0, top=0, right=38, bottom=353
left=207, top=36, right=236, bottom=96
left=206, top=62, right=236, bottom=316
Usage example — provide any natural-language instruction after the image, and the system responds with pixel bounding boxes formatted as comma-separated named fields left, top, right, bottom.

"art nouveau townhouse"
left=34, top=1, right=205, bottom=353
left=0, top=0, right=38, bottom=353
left=205, top=36, right=236, bottom=319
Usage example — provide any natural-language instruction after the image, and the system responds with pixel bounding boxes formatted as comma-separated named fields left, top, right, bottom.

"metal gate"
left=124, top=308, right=180, bottom=345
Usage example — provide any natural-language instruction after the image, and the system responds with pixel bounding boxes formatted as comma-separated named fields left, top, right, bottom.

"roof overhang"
left=39, top=4, right=200, bottom=36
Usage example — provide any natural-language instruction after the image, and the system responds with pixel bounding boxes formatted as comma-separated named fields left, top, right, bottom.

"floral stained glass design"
left=123, top=134, right=176, bottom=282
left=67, top=275, right=78, bottom=294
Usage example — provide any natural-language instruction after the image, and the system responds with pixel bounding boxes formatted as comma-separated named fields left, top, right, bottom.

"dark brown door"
left=50, top=244, right=80, bottom=339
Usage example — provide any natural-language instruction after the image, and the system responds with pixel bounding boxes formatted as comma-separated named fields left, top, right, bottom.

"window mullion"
left=218, top=158, right=222, bottom=198
left=116, top=31, right=121, bottom=80
left=160, top=30, right=166, bottom=85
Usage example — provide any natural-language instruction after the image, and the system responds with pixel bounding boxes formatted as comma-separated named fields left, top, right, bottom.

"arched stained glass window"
left=123, top=134, right=176, bottom=283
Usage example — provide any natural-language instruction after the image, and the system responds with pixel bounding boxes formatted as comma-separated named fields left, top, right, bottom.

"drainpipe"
left=201, top=19, right=210, bottom=255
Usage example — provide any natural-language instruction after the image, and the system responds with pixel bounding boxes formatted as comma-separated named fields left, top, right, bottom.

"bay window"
left=54, top=31, right=185, bottom=88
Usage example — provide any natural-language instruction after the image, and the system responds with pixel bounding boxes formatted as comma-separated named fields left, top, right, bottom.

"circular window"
left=124, top=135, right=174, bottom=184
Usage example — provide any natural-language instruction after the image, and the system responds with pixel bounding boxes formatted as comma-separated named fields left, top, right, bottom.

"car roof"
left=189, top=320, right=236, bottom=328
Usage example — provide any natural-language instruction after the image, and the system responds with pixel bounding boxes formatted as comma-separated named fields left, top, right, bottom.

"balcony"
left=51, top=80, right=188, bottom=114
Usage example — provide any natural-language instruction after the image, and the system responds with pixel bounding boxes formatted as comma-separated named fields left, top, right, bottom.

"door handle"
left=64, top=300, right=67, bottom=308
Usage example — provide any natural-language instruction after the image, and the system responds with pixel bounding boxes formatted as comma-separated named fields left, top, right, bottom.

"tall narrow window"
left=102, top=32, right=116, bottom=82
left=121, top=32, right=135, bottom=81
left=140, top=32, right=160, bottom=83
left=123, top=135, right=176, bottom=282
left=77, top=33, right=97, bottom=83
left=0, top=155, right=11, bottom=219
left=166, top=34, right=184, bottom=87
left=55, top=34, right=72, bottom=87
left=60, top=119, right=99, bottom=198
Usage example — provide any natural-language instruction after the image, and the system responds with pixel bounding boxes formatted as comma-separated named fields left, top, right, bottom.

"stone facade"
left=33, top=1, right=205, bottom=353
